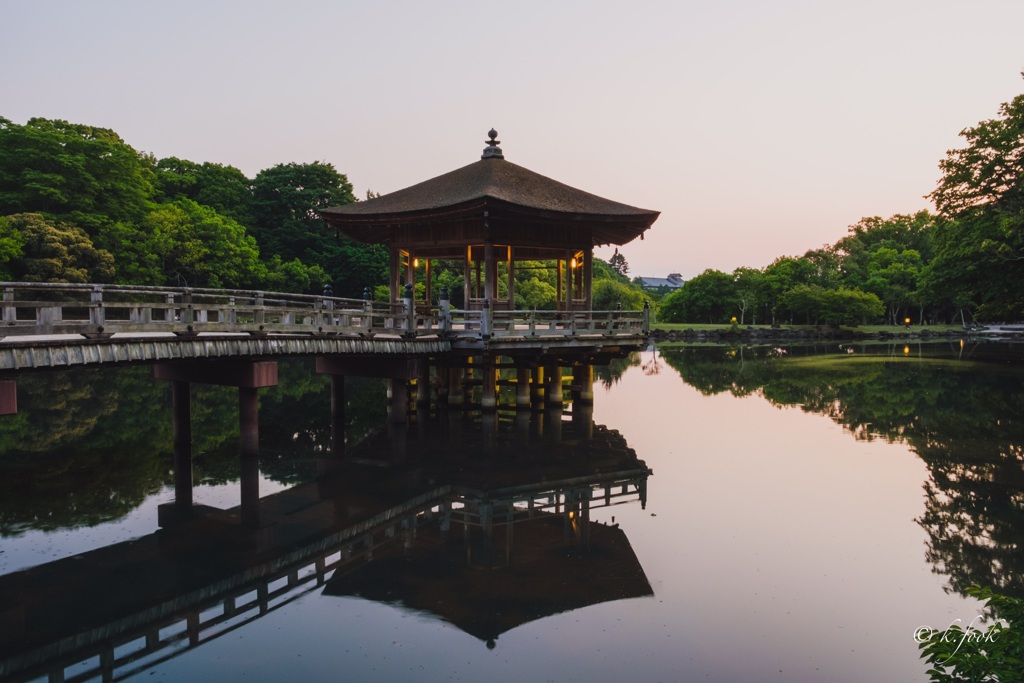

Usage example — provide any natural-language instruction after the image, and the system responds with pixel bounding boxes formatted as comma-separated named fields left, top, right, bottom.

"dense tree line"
left=0, top=115, right=641, bottom=304
left=0, top=117, right=387, bottom=296
left=659, top=78, right=1024, bottom=325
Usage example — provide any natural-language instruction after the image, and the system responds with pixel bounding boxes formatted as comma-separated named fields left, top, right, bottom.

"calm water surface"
left=2, top=341, right=1022, bottom=682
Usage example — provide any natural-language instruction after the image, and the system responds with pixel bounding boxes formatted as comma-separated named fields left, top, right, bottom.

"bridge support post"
left=155, top=361, right=278, bottom=528
left=415, top=361, right=430, bottom=413
left=531, top=366, right=544, bottom=406
left=481, top=358, right=497, bottom=411
left=0, top=380, right=16, bottom=415
left=240, top=387, right=260, bottom=527
left=572, top=401, right=594, bottom=441
left=572, top=364, right=594, bottom=405
left=330, top=375, right=345, bottom=457
left=389, top=379, right=409, bottom=424
left=545, top=364, right=562, bottom=406
left=447, top=367, right=464, bottom=407
left=514, top=363, right=531, bottom=410
left=172, top=381, right=193, bottom=512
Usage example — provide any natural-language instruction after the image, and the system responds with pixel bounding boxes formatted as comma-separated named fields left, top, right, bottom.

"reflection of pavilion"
left=325, top=513, right=651, bottom=648
left=0, top=410, right=650, bottom=681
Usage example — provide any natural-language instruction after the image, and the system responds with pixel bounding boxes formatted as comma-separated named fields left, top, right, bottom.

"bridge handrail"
left=0, top=283, right=650, bottom=341
left=0, top=282, right=406, bottom=339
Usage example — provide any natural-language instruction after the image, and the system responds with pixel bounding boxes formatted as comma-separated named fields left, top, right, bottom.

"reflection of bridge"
left=0, top=413, right=650, bottom=682
left=0, top=282, right=648, bottom=531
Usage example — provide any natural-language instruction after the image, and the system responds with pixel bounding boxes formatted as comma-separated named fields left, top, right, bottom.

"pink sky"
left=2, top=0, right=1022, bottom=279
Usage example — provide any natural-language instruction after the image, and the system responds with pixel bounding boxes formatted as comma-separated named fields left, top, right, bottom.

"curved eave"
left=321, top=197, right=659, bottom=247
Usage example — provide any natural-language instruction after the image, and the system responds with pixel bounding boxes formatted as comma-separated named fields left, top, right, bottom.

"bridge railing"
left=0, top=282, right=408, bottom=339
left=442, top=302, right=649, bottom=339
left=0, top=283, right=650, bottom=342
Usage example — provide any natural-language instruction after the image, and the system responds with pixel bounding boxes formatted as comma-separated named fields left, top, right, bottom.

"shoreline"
left=649, top=326, right=1024, bottom=343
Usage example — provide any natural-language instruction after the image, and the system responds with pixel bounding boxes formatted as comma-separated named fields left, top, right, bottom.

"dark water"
left=1, top=340, right=1022, bottom=682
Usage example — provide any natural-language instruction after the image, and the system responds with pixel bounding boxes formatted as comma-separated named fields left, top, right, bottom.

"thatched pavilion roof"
left=320, top=131, right=659, bottom=247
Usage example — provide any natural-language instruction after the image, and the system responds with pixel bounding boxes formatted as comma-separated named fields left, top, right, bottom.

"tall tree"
left=926, top=79, right=1024, bottom=320
left=250, top=161, right=355, bottom=262
left=0, top=117, right=155, bottom=233
left=608, top=248, right=629, bottom=278
left=732, top=266, right=766, bottom=325
left=251, top=162, right=386, bottom=295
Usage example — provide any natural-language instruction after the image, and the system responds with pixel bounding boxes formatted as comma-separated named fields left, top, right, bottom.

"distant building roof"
left=639, top=274, right=684, bottom=289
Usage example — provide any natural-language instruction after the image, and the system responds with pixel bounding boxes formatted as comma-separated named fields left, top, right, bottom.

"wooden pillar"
left=330, top=375, right=345, bottom=456
left=481, top=358, right=497, bottom=411
left=424, top=258, right=432, bottom=305
left=464, top=244, right=473, bottom=305
left=239, top=387, right=260, bottom=528
left=389, top=378, right=409, bottom=423
left=545, top=403, right=563, bottom=442
left=0, top=380, right=16, bottom=415
left=545, top=364, right=562, bottom=406
left=172, top=380, right=192, bottom=512
left=572, top=401, right=594, bottom=441
left=583, top=248, right=593, bottom=310
left=484, top=243, right=495, bottom=302
left=447, top=366, right=464, bottom=407
left=573, top=364, right=594, bottom=404
left=507, top=247, right=515, bottom=308
left=415, top=361, right=431, bottom=412
left=389, top=248, right=400, bottom=303
left=515, top=363, right=531, bottom=410
left=531, top=366, right=545, bottom=405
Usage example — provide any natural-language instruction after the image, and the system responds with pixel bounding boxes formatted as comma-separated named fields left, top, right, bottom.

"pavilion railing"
left=0, top=283, right=650, bottom=342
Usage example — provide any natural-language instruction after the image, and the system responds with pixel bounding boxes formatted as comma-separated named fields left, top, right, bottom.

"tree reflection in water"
left=0, top=361, right=387, bottom=535
left=659, top=341, right=1024, bottom=600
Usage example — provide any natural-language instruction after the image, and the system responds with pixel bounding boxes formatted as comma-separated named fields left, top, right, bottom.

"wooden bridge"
left=0, top=282, right=649, bottom=371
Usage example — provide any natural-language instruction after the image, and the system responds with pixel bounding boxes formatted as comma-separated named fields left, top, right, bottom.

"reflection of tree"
left=0, top=361, right=391, bottom=534
left=0, top=367, right=170, bottom=534
left=662, top=343, right=1024, bottom=599
left=593, top=354, right=640, bottom=388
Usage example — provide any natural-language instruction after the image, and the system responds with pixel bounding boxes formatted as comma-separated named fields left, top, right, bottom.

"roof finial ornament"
left=481, top=128, right=504, bottom=159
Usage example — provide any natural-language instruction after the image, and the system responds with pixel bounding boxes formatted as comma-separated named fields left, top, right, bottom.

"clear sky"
left=2, top=0, right=1022, bottom=279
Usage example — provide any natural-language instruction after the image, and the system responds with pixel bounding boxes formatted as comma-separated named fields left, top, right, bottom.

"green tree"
left=153, top=156, right=253, bottom=226
left=99, top=200, right=263, bottom=288
left=0, top=117, right=155, bottom=233
left=516, top=277, right=558, bottom=310
left=251, top=161, right=354, bottom=261
left=0, top=214, right=25, bottom=279
left=927, top=79, right=1024, bottom=320
left=732, top=266, right=766, bottom=324
left=659, top=269, right=735, bottom=323
left=863, top=247, right=922, bottom=324
left=763, top=256, right=817, bottom=324
left=6, top=213, right=114, bottom=282
left=251, top=161, right=387, bottom=295
left=820, top=287, right=884, bottom=326
left=608, top=248, right=629, bottom=278
left=592, top=278, right=647, bottom=311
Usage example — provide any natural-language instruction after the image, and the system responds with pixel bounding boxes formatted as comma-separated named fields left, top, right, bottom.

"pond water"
left=1, top=340, right=1022, bottom=682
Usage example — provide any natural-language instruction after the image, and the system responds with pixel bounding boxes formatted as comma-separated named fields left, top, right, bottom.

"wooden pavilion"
left=320, top=130, right=659, bottom=312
